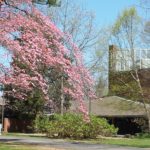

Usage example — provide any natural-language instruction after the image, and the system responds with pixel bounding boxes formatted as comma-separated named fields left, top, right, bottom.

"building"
left=105, top=45, right=150, bottom=134
left=109, top=45, right=150, bottom=102
left=0, top=97, right=5, bottom=132
left=70, top=96, right=148, bottom=134
left=70, top=45, right=150, bottom=135
left=109, top=45, right=150, bottom=72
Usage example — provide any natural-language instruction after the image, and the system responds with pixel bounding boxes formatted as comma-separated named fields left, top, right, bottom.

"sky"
left=0, top=0, right=149, bottom=96
left=77, top=0, right=148, bottom=86
left=79, top=0, right=145, bottom=26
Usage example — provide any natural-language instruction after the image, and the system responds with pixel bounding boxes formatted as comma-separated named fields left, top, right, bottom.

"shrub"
left=34, top=115, right=50, bottom=133
left=34, top=113, right=118, bottom=139
left=136, top=133, right=150, bottom=139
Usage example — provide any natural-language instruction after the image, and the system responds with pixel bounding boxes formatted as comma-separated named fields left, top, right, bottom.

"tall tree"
left=44, top=0, right=99, bottom=113
left=137, top=0, right=150, bottom=47
left=89, top=27, right=111, bottom=97
left=111, top=7, right=142, bottom=68
left=0, top=0, right=95, bottom=121
left=139, top=0, right=150, bottom=10
left=142, top=21, right=150, bottom=46
left=110, top=7, right=150, bottom=132
left=47, top=0, right=99, bottom=54
left=32, top=0, right=61, bottom=6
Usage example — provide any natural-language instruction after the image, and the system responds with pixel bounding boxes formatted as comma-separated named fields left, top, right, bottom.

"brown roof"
left=70, top=96, right=147, bottom=117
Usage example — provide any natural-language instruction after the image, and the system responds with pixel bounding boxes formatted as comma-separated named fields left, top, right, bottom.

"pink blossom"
left=0, top=0, right=95, bottom=120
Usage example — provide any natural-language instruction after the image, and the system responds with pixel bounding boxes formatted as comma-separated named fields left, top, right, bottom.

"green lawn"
left=0, top=143, right=64, bottom=150
left=3, top=133, right=46, bottom=138
left=3, top=133, right=150, bottom=148
left=99, top=137, right=150, bottom=148
left=72, top=137, right=150, bottom=148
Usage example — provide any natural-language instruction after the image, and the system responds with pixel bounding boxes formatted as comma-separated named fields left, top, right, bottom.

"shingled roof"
left=70, top=96, right=148, bottom=117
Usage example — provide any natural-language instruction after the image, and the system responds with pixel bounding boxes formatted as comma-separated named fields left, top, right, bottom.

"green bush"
left=34, top=115, right=50, bottom=133
left=34, top=113, right=118, bottom=139
left=136, top=133, right=150, bottom=139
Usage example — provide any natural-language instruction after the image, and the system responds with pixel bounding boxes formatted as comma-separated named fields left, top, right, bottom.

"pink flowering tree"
left=0, top=0, right=95, bottom=120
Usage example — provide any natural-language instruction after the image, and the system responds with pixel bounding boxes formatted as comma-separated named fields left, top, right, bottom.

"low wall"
left=4, top=118, right=32, bottom=133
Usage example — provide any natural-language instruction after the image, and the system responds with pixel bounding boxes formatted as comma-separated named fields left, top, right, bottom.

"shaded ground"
left=0, top=135, right=149, bottom=150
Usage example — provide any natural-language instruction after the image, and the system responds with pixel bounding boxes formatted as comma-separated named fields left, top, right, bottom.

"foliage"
left=5, top=0, right=98, bottom=114
left=34, top=114, right=50, bottom=133
left=109, top=71, right=141, bottom=101
left=110, top=6, right=150, bottom=132
left=142, top=21, right=150, bottom=46
left=112, top=7, right=140, bottom=36
left=4, top=84, right=45, bottom=118
left=109, top=70, right=150, bottom=103
left=136, top=133, right=150, bottom=139
left=109, top=7, right=149, bottom=101
left=0, top=0, right=95, bottom=120
left=111, top=7, right=141, bottom=69
left=47, top=0, right=99, bottom=53
left=34, top=113, right=118, bottom=139
left=33, top=0, right=60, bottom=6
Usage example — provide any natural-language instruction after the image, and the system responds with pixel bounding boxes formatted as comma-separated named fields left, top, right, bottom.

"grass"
left=99, top=137, right=150, bottom=148
left=0, top=143, right=64, bottom=150
left=69, top=137, right=150, bottom=148
left=3, top=133, right=150, bottom=148
left=3, top=132, right=47, bottom=138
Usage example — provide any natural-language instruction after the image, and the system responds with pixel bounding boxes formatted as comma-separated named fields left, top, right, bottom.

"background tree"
left=142, top=21, right=150, bottom=47
left=139, top=0, right=150, bottom=10
left=47, top=0, right=99, bottom=53
left=109, top=7, right=150, bottom=132
left=89, top=27, right=112, bottom=97
left=136, top=0, right=150, bottom=48
left=35, top=0, right=100, bottom=113
left=32, top=0, right=61, bottom=6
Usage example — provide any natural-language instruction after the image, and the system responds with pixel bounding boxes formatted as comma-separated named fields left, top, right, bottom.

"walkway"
left=0, top=135, right=149, bottom=150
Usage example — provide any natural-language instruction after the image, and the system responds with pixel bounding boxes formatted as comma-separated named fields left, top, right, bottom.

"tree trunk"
left=60, top=76, right=64, bottom=115
left=147, top=117, right=150, bottom=133
left=88, top=98, right=91, bottom=115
